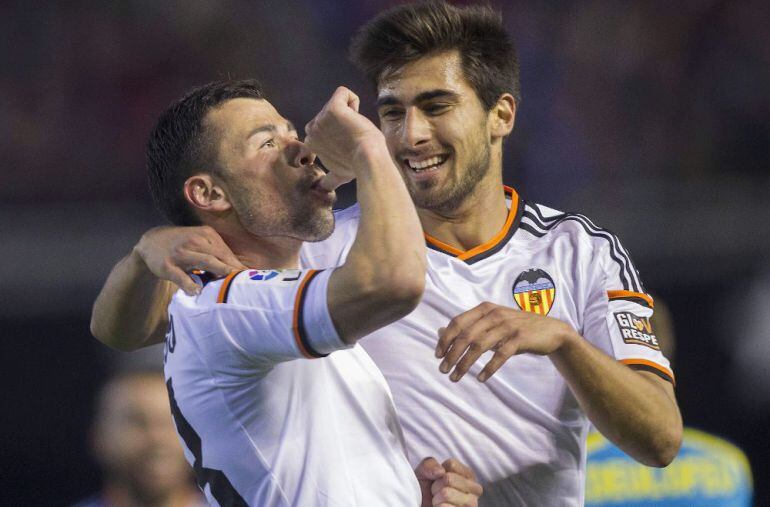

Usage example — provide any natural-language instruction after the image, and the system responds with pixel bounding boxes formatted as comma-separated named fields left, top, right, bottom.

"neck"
left=418, top=164, right=509, bottom=252
left=220, top=230, right=302, bottom=269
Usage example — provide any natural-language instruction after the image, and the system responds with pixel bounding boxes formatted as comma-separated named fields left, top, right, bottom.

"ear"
left=183, top=174, right=231, bottom=214
left=488, top=93, right=516, bottom=140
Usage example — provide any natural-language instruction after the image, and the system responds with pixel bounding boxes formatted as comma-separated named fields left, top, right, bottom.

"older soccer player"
left=93, top=80, right=481, bottom=506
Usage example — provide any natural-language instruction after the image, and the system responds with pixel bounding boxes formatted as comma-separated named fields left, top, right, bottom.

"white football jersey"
left=301, top=186, right=673, bottom=507
left=163, top=268, right=421, bottom=507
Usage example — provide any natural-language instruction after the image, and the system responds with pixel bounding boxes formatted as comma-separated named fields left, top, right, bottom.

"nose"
left=288, top=139, right=317, bottom=168
left=401, top=108, right=431, bottom=148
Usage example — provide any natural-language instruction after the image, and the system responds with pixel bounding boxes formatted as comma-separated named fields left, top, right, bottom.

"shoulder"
left=212, top=269, right=310, bottom=308
left=519, top=201, right=620, bottom=251
left=519, top=201, right=644, bottom=291
left=172, top=269, right=311, bottom=311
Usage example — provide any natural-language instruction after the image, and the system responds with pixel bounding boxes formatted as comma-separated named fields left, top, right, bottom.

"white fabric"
left=300, top=195, right=671, bottom=507
left=164, top=268, right=421, bottom=507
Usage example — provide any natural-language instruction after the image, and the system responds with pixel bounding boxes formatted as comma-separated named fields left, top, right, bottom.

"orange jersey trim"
left=621, top=358, right=675, bottom=386
left=292, top=270, right=322, bottom=359
left=424, top=235, right=465, bottom=256
left=424, top=186, right=520, bottom=261
left=607, top=290, right=654, bottom=309
left=216, top=270, right=243, bottom=303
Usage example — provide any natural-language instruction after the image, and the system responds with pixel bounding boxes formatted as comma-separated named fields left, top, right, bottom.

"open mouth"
left=402, top=154, right=450, bottom=182
left=405, top=154, right=449, bottom=173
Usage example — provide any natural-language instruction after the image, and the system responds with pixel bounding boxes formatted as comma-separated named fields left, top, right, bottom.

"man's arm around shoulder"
left=90, top=225, right=245, bottom=350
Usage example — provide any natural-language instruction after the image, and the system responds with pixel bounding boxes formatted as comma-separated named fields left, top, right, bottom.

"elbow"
left=363, top=250, right=426, bottom=316
left=642, top=423, right=683, bottom=467
left=384, top=254, right=426, bottom=312
left=390, top=250, right=427, bottom=312
left=89, top=315, right=110, bottom=346
left=376, top=270, right=425, bottom=317
left=90, top=315, right=137, bottom=352
left=657, top=424, right=684, bottom=467
left=363, top=265, right=426, bottom=322
left=389, top=276, right=425, bottom=315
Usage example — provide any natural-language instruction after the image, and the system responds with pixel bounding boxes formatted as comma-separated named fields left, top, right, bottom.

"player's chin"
left=408, top=178, right=443, bottom=201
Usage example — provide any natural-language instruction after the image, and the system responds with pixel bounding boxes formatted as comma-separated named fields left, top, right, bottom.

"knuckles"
left=442, top=458, right=462, bottom=471
left=432, top=487, right=453, bottom=501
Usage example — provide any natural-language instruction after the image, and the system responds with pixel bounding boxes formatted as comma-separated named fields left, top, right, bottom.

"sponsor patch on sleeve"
left=614, top=312, right=660, bottom=350
left=247, top=269, right=303, bottom=282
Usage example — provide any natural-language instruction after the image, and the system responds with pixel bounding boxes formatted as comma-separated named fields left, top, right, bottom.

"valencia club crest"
left=513, top=268, right=556, bottom=316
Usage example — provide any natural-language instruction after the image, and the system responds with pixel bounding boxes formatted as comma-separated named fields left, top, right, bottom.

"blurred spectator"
left=72, top=370, right=204, bottom=507
left=585, top=298, right=753, bottom=506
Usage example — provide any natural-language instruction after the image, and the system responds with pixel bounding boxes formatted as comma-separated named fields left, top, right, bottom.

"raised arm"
left=90, top=225, right=244, bottom=350
left=304, top=87, right=426, bottom=343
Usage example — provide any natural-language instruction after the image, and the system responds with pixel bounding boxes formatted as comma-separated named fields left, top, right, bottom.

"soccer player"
left=103, top=80, right=482, bottom=506
left=91, top=2, right=683, bottom=505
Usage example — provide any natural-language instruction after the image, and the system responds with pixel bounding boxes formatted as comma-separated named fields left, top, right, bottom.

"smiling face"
left=376, top=51, right=496, bottom=213
left=203, top=98, right=336, bottom=241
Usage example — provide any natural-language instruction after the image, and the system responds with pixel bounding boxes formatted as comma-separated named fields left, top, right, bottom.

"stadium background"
left=1, top=0, right=768, bottom=505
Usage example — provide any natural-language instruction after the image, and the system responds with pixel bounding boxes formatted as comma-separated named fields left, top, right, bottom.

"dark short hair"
left=350, top=0, right=521, bottom=110
left=146, top=80, right=265, bottom=226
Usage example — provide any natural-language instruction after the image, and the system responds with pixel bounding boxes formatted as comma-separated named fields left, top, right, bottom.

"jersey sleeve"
left=208, top=268, right=350, bottom=365
left=582, top=239, right=675, bottom=385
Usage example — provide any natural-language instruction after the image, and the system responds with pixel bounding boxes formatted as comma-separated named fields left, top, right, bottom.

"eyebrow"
left=376, top=89, right=459, bottom=108
left=247, top=121, right=297, bottom=139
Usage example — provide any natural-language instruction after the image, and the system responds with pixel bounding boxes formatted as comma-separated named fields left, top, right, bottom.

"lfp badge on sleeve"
left=513, top=268, right=556, bottom=316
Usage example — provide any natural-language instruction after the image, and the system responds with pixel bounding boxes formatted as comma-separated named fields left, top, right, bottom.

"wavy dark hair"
left=350, top=0, right=521, bottom=110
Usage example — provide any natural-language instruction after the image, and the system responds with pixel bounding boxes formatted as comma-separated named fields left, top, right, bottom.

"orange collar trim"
left=424, top=186, right=522, bottom=264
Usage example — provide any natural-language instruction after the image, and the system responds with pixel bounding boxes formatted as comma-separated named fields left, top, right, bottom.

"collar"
left=424, top=186, right=523, bottom=265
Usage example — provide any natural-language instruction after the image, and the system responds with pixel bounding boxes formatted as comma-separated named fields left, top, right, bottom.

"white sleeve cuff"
left=297, top=269, right=350, bottom=357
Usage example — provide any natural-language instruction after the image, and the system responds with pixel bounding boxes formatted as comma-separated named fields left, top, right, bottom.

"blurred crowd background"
left=2, top=0, right=768, bottom=505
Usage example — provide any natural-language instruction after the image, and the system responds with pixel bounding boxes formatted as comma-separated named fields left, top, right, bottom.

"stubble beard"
left=232, top=183, right=335, bottom=242
left=288, top=195, right=335, bottom=242
left=408, top=137, right=492, bottom=215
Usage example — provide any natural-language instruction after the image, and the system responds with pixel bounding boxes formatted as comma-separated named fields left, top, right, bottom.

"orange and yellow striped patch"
left=513, top=268, right=557, bottom=316
left=514, top=287, right=556, bottom=315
